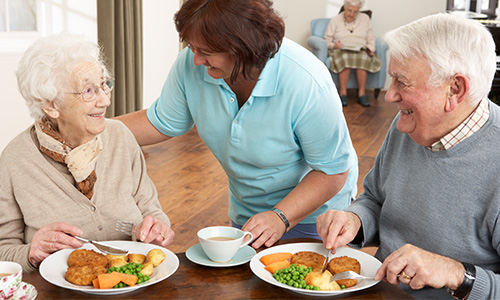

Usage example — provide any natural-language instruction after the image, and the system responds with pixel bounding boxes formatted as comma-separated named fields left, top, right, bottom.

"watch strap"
left=271, top=207, right=290, bottom=230
left=447, top=262, right=476, bottom=299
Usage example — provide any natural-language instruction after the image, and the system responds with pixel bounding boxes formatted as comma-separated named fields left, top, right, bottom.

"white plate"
left=250, top=242, right=381, bottom=297
left=186, top=243, right=256, bottom=267
left=39, top=241, right=179, bottom=295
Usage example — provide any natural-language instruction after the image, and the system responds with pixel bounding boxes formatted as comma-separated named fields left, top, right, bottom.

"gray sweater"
left=348, top=101, right=500, bottom=299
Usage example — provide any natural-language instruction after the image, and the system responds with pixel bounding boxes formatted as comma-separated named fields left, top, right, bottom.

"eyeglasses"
left=66, top=78, right=114, bottom=102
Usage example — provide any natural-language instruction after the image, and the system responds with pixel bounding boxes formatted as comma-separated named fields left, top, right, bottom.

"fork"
left=329, top=271, right=376, bottom=283
left=115, top=220, right=137, bottom=242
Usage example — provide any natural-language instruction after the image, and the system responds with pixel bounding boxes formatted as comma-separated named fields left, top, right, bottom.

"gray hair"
left=383, top=13, right=496, bottom=104
left=344, top=0, right=365, bottom=8
left=16, top=32, right=109, bottom=121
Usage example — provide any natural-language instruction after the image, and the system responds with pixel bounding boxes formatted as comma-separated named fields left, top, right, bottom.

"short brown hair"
left=175, top=0, right=285, bottom=83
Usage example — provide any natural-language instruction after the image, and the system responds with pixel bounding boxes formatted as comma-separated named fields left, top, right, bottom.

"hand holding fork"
left=115, top=216, right=174, bottom=247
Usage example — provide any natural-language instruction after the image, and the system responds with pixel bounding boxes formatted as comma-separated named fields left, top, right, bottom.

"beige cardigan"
left=0, top=119, right=169, bottom=272
left=324, top=12, right=376, bottom=52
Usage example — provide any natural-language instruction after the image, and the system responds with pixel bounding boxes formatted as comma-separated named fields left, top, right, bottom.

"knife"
left=320, top=248, right=330, bottom=273
left=73, top=236, right=129, bottom=255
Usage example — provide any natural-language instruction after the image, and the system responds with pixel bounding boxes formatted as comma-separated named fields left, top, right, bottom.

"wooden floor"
left=142, top=91, right=399, bottom=254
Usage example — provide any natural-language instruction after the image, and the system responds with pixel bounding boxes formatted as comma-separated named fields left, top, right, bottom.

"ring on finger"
left=160, top=233, right=166, bottom=240
left=400, top=271, right=412, bottom=280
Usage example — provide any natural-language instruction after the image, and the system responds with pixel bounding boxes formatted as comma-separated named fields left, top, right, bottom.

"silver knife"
left=73, top=236, right=128, bottom=255
left=320, top=248, right=330, bottom=273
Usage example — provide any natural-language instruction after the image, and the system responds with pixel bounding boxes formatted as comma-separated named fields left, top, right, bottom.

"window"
left=0, top=0, right=37, bottom=32
left=0, top=0, right=41, bottom=53
left=447, top=0, right=499, bottom=18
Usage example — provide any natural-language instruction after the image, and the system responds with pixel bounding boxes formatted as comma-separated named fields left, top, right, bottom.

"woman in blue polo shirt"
left=117, top=0, right=358, bottom=249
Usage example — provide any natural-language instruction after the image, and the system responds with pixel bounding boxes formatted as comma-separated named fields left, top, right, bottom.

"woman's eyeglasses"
left=66, top=78, right=114, bottom=102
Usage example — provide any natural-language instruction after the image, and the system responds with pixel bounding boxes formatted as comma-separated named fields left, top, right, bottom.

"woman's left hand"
left=241, top=211, right=286, bottom=249
left=135, top=215, right=175, bottom=247
left=375, top=244, right=465, bottom=291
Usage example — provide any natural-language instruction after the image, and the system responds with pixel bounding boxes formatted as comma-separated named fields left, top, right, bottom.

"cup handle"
left=240, top=231, right=254, bottom=248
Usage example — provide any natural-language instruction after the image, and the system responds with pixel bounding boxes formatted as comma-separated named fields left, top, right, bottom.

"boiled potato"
left=140, top=261, right=154, bottom=276
left=147, top=249, right=166, bottom=267
left=108, top=257, right=128, bottom=269
left=128, top=253, right=146, bottom=264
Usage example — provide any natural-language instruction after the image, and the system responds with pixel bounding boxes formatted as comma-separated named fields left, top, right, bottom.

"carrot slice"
left=97, top=272, right=123, bottom=289
left=264, top=260, right=291, bottom=274
left=120, top=273, right=138, bottom=287
left=92, top=278, right=100, bottom=289
left=260, top=252, right=292, bottom=266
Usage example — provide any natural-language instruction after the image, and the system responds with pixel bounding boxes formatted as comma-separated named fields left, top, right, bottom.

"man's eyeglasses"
left=66, top=78, right=114, bottom=102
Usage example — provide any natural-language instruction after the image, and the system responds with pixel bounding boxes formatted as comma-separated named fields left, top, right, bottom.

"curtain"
left=97, top=0, right=143, bottom=118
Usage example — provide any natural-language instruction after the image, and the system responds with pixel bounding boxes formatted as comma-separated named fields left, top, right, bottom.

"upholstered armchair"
left=306, top=17, right=388, bottom=100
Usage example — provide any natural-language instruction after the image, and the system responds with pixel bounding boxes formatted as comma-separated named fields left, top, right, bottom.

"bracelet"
left=447, top=262, right=476, bottom=299
left=271, top=207, right=290, bottom=230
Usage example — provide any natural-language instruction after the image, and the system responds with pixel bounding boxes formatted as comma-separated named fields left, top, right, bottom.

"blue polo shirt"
left=147, top=38, right=358, bottom=225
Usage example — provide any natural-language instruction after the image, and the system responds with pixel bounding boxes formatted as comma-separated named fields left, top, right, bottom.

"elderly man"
left=316, top=13, right=500, bottom=300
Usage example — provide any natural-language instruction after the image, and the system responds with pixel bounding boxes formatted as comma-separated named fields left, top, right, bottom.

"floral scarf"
left=35, top=117, right=102, bottom=199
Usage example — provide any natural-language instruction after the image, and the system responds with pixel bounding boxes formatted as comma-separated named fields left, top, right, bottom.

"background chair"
left=306, top=17, right=388, bottom=100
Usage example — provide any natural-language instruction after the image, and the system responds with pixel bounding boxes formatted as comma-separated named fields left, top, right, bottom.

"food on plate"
left=259, top=252, right=292, bottom=266
left=128, top=253, right=146, bottom=264
left=272, top=263, right=319, bottom=290
left=67, top=249, right=108, bottom=268
left=305, top=270, right=341, bottom=291
left=264, top=259, right=290, bottom=274
left=65, top=247, right=166, bottom=289
left=65, top=265, right=107, bottom=286
left=140, top=261, right=154, bottom=277
left=327, top=256, right=361, bottom=288
left=147, top=248, right=166, bottom=267
left=290, top=251, right=327, bottom=272
left=106, top=254, right=128, bottom=263
left=108, top=257, right=128, bottom=269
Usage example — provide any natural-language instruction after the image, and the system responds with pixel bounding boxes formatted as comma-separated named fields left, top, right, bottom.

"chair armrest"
left=307, top=35, right=329, bottom=67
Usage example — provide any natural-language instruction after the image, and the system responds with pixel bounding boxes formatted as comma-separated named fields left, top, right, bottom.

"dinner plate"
left=186, top=243, right=256, bottom=267
left=250, top=242, right=381, bottom=297
left=39, top=241, right=179, bottom=295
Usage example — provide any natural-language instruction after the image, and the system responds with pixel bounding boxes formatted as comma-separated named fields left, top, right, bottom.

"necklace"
left=344, top=18, right=356, bottom=34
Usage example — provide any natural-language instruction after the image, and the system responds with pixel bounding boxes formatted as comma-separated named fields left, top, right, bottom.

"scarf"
left=35, top=117, right=102, bottom=199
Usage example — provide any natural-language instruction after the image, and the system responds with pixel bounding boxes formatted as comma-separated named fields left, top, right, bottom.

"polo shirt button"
left=98, top=225, right=103, bottom=231
left=234, top=120, right=238, bottom=124
left=230, top=98, right=235, bottom=102
left=91, top=206, right=96, bottom=212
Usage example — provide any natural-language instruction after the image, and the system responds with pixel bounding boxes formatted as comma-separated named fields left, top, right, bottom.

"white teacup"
left=198, top=226, right=254, bottom=263
left=0, top=261, right=23, bottom=299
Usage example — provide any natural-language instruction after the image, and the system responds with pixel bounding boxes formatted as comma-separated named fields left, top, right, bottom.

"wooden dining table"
left=22, top=238, right=415, bottom=299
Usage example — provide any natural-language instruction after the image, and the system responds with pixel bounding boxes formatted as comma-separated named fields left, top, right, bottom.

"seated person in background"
left=324, top=0, right=381, bottom=107
left=0, top=33, right=174, bottom=272
left=317, top=13, right=500, bottom=299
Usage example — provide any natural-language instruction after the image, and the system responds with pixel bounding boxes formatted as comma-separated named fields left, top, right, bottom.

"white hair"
left=344, top=0, right=365, bottom=8
left=383, top=13, right=496, bottom=104
left=16, top=32, right=110, bottom=121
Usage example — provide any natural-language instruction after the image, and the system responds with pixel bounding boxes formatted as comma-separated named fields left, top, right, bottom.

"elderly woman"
left=324, top=0, right=382, bottom=107
left=0, top=33, right=174, bottom=272
left=117, top=0, right=358, bottom=250
left=317, top=14, right=500, bottom=299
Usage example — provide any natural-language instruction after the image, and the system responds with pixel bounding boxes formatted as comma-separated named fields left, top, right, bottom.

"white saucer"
left=186, top=243, right=256, bottom=267
left=14, top=281, right=37, bottom=299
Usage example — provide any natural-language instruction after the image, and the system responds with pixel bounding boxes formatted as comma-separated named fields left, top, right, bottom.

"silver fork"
left=115, top=220, right=137, bottom=242
left=329, top=271, right=376, bottom=283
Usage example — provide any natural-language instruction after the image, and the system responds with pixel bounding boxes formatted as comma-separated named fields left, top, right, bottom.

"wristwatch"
left=447, top=262, right=476, bottom=299
left=271, top=207, right=290, bottom=230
